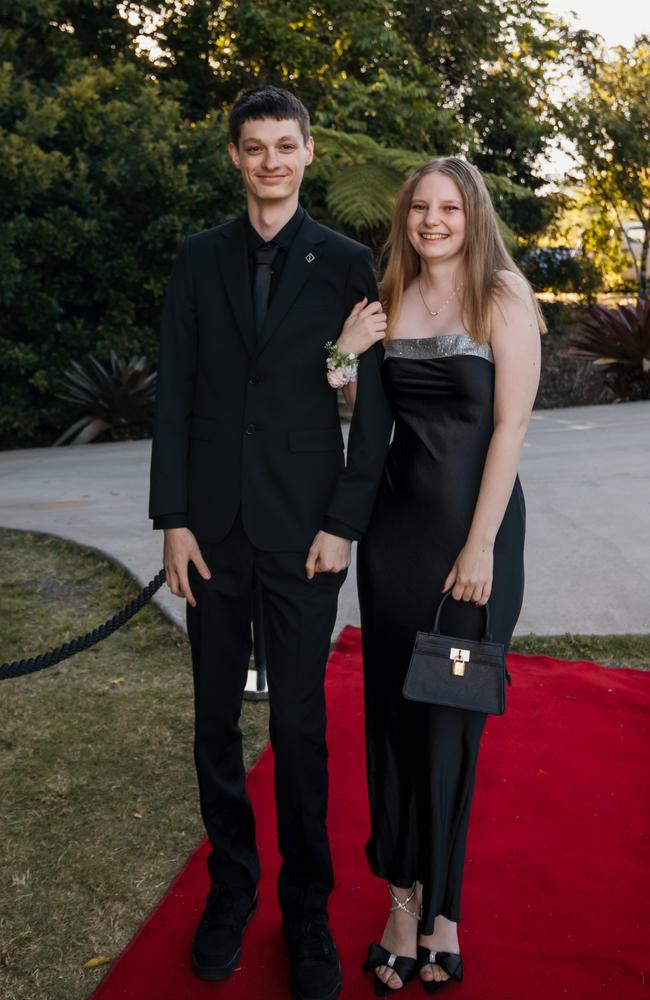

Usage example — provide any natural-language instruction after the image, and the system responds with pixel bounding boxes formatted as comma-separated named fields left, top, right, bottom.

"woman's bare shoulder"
left=489, top=270, right=541, bottom=354
left=493, top=269, right=531, bottom=302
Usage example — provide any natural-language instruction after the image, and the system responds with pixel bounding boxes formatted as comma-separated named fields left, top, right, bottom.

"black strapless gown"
left=357, top=334, right=525, bottom=934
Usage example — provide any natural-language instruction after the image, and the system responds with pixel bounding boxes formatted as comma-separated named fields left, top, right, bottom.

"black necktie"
left=253, top=244, right=279, bottom=338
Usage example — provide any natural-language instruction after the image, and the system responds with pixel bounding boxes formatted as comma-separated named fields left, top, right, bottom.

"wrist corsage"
left=324, top=341, right=358, bottom=389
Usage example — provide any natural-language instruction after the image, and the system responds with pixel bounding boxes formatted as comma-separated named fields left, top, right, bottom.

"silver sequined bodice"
left=383, top=333, right=493, bottom=363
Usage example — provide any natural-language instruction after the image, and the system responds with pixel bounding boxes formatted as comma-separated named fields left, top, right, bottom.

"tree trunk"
left=639, top=220, right=649, bottom=303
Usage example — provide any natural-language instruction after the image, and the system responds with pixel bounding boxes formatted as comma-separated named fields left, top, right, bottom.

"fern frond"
left=326, top=162, right=402, bottom=230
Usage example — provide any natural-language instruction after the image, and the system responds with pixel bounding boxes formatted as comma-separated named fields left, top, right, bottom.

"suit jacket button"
left=249, top=376, right=258, bottom=385
left=245, top=423, right=256, bottom=435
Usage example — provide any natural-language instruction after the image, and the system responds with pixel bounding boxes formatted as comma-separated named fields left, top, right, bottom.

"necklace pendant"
left=418, top=277, right=464, bottom=321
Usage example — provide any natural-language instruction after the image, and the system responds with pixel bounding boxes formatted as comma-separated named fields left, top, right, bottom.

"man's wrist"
left=321, top=516, right=361, bottom=541
left=153, top=513, right=188, bottom=530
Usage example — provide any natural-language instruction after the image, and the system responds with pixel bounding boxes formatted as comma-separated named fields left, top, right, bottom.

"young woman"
left=334, top=156, right=542, bottom=994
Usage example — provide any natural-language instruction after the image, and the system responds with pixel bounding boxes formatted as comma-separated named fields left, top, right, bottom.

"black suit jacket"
left=149, top=210, right=393, bottom=550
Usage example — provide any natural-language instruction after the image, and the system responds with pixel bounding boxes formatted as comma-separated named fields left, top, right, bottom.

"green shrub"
left=520, top=247, right=603, bottom=302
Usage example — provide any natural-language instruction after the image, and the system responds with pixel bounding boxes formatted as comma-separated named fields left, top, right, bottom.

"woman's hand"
left=336, top=297, right=387, bottom=357
left=443, top=541, right=494, bottom=605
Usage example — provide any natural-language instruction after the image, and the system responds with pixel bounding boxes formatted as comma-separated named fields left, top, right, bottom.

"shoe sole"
left=190, top=898, right=258, bottom=981
left=292, top=961, right=342, bottom=1000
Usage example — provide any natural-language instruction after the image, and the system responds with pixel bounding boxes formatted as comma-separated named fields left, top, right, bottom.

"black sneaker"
left=284, top=914, right=343, bottom=1000
left=190, top=883, right=258, bottom=980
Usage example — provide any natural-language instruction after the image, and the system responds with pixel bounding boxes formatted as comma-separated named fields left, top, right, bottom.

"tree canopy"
left=563, top=35, right=650, bottom=300
left=138, top=0, right=568, bottom=188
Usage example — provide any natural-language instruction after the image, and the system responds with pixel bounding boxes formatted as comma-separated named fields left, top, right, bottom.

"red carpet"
left=91, top=628, right=649, bottom=1000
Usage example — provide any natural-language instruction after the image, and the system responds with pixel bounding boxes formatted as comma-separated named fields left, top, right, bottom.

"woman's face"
left=406, top=171, right=466, bottom=264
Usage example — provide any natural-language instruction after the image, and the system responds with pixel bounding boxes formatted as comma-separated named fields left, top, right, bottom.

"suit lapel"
left=255, top=214, right=327, bottom=356
left=215, top=217, right=256, bottom=356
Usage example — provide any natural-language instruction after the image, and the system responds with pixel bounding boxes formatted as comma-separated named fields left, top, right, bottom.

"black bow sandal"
left=363, top=884, right=420, bottom=997
left=416, top=947, right=463, bottom=995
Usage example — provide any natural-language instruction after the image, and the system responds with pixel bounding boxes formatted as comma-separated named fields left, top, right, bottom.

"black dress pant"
left=186, top=513, right=346, bottom=920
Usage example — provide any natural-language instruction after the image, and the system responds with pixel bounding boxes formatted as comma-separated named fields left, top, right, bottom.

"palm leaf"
left=55, top=353, right=157, bottom=445
left=53, top=416, right=110, bottom=446
left=566, top=299, right=650, bottom=400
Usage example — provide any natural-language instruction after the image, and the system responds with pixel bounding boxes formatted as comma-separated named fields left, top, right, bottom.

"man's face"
left=228, top=117, right=314, bottom=204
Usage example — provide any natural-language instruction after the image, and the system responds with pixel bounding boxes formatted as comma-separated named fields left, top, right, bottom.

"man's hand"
left=163, top=527, right=211, bottom=607
left=305, top=531, right=352, bottom=580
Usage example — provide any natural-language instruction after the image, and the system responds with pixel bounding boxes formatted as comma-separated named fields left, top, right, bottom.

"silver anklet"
left=388, top=883, right=422, bottom=920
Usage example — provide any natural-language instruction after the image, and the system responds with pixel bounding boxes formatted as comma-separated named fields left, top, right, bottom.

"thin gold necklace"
left=418, top=278, right=464, bottom=318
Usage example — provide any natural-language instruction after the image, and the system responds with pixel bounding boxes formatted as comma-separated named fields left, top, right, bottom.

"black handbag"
left=402, top=590, right=512, bottom=715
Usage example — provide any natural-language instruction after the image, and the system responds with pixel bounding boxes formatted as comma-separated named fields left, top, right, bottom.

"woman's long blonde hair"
left=380, top=157, right=546, bottom=343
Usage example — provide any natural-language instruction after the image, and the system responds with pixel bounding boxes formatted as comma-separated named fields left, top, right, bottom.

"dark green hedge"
left=0, top=61, right=243, bottom=448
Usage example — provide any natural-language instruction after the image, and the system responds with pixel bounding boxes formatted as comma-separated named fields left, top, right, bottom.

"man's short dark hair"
left=229, top=87, right=311, bottom=146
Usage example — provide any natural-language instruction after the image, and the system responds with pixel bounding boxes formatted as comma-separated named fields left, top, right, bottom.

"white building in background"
left=620, top=221, right=650, bottom=284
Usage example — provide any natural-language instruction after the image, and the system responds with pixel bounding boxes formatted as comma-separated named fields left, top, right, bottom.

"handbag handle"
left=431, top=589, right=493, bottom=642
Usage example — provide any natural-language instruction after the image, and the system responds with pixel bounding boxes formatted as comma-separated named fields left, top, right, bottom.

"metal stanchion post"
left=244, top=582, right=269, bottom=701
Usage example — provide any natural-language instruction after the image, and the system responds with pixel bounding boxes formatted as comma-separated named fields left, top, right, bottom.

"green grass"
left=0, top=529, right=269, bottom=1000
left=511, top=632, right=650, bottom=669
left=0, top=528, right=647, bottom=1000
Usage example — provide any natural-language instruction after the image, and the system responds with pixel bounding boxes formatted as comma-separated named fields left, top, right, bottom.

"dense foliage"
left=519, top=247, right=603, bottom=302
left=0, top=56, right=240, bottom=446
left=562, top=36, right=650, bottom=301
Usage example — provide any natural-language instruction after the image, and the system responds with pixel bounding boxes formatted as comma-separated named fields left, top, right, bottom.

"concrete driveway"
left=0, top=401, right=648, bottom=637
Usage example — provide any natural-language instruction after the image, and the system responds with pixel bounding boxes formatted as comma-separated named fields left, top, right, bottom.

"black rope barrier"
left=0, top=569, right=166, bottom=681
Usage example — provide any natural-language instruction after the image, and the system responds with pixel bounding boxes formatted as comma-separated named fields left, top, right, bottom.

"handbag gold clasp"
left=450, top=647, right=470, bottom=677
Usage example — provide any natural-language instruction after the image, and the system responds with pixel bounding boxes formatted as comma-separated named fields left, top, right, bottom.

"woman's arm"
left=323, top=251, right=393, bottom=540
left=343, top=377, right=358, bottom=410
left=335, top=297, right=387, bottom=409
left=443, top=273, right=541, bottom=605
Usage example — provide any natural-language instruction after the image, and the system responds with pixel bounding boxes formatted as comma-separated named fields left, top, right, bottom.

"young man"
left=149, top=87, right=392, bottom=1000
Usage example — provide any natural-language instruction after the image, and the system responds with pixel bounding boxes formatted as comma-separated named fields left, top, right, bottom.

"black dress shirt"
left=244, top=204, right=305, bottom=303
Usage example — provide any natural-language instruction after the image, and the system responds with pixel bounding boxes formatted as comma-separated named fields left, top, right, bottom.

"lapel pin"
left=305, top=252, right=316, bottom=263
